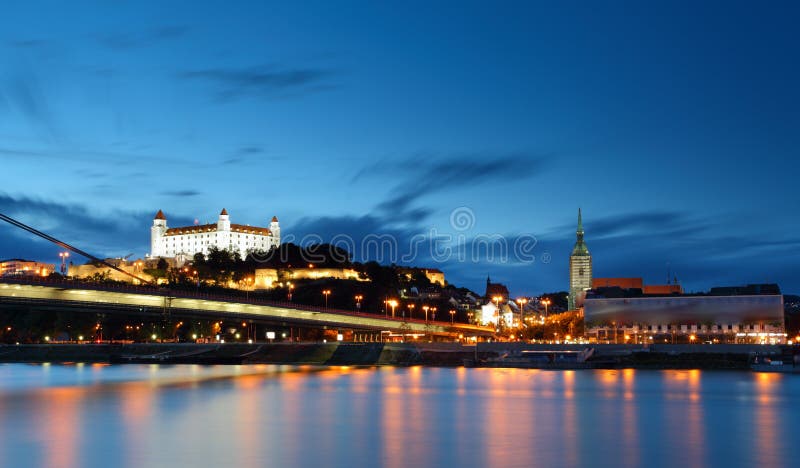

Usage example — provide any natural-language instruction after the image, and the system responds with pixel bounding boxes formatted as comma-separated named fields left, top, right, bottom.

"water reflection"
left=0, top=364, right=797, bottom=468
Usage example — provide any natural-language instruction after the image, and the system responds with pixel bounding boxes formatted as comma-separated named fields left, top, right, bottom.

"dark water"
left=0, top=364, right=797, bottom=468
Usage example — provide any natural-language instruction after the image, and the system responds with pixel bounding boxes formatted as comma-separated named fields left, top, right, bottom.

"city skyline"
left=1, top=1, right=799, bottom=295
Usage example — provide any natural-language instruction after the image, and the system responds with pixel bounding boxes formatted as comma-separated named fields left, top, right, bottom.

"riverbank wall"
left=0, top=342, right=790, bottom=369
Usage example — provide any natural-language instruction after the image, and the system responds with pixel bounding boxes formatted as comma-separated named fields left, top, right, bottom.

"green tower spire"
left=571, top=208, right=589, bottom=256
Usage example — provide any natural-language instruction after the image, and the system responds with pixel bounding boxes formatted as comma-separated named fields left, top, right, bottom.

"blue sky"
left=1, top=0, right=798, bottom=295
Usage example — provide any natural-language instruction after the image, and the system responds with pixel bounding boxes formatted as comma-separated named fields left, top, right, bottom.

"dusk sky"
left=1, top=1, right=798, bottom=296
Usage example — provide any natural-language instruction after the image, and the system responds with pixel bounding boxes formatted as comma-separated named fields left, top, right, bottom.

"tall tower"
left=568, top=208, right=592, bottom=310
left=269, top=216, right=280, bottom=246
left=150, top=210, right=167, bottom=257
left=217, top=208, right=231, bottom=251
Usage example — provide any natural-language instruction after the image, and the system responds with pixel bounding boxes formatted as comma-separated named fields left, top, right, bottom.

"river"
left=0, top=364, right=797, bottom=468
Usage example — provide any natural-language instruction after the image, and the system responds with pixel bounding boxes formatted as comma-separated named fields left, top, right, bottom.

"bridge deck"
left=0, top=280, right=494, bottom=337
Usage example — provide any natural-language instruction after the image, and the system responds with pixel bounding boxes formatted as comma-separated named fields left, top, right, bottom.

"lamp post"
left=408, top=304, right=415, bottom=320
left=431, top=307, right=437, bottom=322
left=59, top=251, right=69, bottom=275
left=541, top=298, right=551, bottom=318
left=449, top=309, right=456, bottom=325
left=354, top=294, right=363, bottom=311
left=388, top=299, right=398, bottom=318
left=492, top=295, right=503, bottom=330
left=422, top=305, right=430, bottom=323
left=322, top=289, right=331, bottom=309
left=287, top=283, right=294, bottom=301
left=516, top=298, right=528, bottom=328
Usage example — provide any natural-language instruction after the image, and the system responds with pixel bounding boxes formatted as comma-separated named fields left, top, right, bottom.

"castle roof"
left=220, top=208, right=228, bottom=216
left=154, top=210, right=166, bottom=220
left=164, top=223, right=272, bottom=237
left=271, top=216, right=279, bottom=222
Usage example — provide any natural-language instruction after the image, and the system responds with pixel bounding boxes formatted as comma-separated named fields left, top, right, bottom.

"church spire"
left=571, top=208, right=589, bottom=256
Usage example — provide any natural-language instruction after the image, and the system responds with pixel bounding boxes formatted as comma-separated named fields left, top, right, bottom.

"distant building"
left=398, top=267, right=446, bottom=286
left=484, top=275, right=509, bottom=302
left=0, top=259, right=55, bottom=277
left=149, top=209, right=280, bottom=260
left=253, top=266, right=367, bottom=289
left=68, top=258, right=159, bottom=285
left=569, top=208, right=592, bottom=310
left=584, top=284, right=786, bottom=344
left=593, top=277, right=683, bottom=295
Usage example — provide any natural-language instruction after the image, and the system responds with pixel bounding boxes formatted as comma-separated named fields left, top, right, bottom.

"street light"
left=408, top=303, right=415, bottom=319
left=449, top=309, right=456, bottom=325
left=541, top=298, right=551, bottom=317
left=422, top=305, right=430, bottom=323
left=388, top=299, right=398, bottom=318
left=287, top=283, right=294, bottom=301
left=492, top=296, right=503, bottom=328
left=58, top=251, right=69, bottom=275
left=354, top=294, right=363, bottom=311
left=431, top=307, right=437, bottom=322
left=516, top=298, right=528, bottom=327
left=322, top=289, right=331, bottom=308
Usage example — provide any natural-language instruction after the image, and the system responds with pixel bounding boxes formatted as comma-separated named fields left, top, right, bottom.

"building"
left=398, top=267, right=447, bottom=286
left=568, top=208, right=592, bottom=310
left=68, top=258, right=160, bottom=285
left=593, top=277, right=684, bottom=295
left=0, top=259, right=55, bottom=277
left=253, top=266, right=366, bottom=289
left=149, top=209, right=280, bottom=260
left=485, top=275, right=509, bottom=302
left=584, top=284, right=786, bottom=344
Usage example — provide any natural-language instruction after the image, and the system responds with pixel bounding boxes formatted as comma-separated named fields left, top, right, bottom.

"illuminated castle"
left=149, top=209, right=280, bottom=259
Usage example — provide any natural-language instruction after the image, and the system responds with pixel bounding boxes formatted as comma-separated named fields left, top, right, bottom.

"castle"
left=149, top=209, right=280, bottom=259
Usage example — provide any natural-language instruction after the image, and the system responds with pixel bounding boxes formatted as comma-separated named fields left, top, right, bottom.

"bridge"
left=0, top=278, right=495, bottom=340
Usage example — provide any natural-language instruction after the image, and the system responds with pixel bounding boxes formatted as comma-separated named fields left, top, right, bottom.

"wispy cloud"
left=162, top=190, right=202, bottom=197
left=93, top=25, right=190, bottom=50
left=0, top=194, right=193, bottom=259
left=355, top=152, right=548, bottom=214
left=179, top=65, right=334, bottom=100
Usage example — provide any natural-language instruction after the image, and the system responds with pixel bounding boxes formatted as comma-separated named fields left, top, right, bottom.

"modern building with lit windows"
left=0, top=259, right=56, bottom=277
left=584, top=284, right=786, bottom=344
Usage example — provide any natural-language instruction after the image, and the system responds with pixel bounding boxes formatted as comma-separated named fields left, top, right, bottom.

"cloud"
left=0, top=194, right=193, bottom=260
left=94, top=25, right=190, bottom=50
left=1, top=72, right=58, bottom=140
left=223, top=145, right=264, bottom=165
left=179, top=65, right=334, bottom=100
left=7, top=39, right=50, bottom=49
left=357, top=152, right=548, bottom=214
left=162, top=190, right=202, bottom=197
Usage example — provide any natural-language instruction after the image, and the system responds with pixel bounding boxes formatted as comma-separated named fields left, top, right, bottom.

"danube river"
left=0, top=364, right=797, bottom=468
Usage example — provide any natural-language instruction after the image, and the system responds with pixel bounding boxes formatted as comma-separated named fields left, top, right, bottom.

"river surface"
left=0, top=364, right=797, bottom=468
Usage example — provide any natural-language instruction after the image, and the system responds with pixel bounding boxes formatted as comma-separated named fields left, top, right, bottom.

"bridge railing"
left=0, top=276, right=490, bottom=331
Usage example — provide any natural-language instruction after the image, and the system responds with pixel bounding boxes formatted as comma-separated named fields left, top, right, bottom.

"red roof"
left=271, top=216, right=279, bottom=222
left=220, top=208, right=228, bottom=216
left=154, top=210, right=166, bottom=220
left=164, top=223, right=272, bottom=237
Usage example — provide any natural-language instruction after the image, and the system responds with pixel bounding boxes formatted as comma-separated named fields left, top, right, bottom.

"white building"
left=149, top=209, right=280, bottom=259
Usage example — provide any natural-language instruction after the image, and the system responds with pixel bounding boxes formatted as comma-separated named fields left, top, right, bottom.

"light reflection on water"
left=0, top=364, right=797, bottom=468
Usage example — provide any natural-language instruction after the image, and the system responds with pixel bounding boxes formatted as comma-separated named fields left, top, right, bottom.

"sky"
left=1, top=0, right=798, bottom=296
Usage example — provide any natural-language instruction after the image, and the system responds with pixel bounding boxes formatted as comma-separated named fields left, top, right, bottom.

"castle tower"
left=270, top=216, right=280, bottom=244
left=568, top=208, right=592, bottom=310
left=150, top=210, right=167, bottom=257
left=217, top=208, right=231, bottom=250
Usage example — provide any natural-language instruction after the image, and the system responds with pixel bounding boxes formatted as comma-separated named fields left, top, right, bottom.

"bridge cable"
left=0, top=212, right=154, bottom=285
